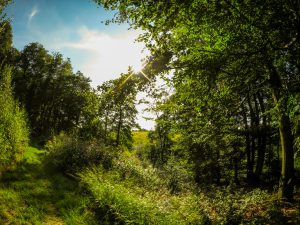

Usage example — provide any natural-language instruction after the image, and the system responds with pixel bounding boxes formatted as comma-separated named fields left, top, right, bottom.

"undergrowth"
left=0, top=146, right=97, bottom=224
left=1, top=135, right=299, bottom=224
left=79, top=151, right=300, bottom=224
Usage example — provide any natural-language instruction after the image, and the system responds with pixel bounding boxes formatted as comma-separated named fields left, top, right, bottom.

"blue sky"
left=5, top=0, right=154, bottom=129
left=5, top=0, right=147, bottom=86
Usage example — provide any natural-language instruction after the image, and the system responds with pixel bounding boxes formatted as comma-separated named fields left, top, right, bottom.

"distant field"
left=132, top=131, right=150, bottom=147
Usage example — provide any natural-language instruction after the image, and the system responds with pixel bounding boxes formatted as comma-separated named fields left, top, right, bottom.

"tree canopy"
left=95, top=0, right=300, bottom=200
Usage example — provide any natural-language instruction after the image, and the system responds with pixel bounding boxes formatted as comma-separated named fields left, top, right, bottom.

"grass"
left=80, top=153, right=300, bottom=225
left=1, top=144, right=299, bottom=224
left=0, top=146, right=97, bottom=224
left=81, top=165, right=205, bottom=224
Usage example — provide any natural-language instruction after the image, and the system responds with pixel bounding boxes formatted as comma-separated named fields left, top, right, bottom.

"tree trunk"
left=254, top=92, right=267, bottom=181
left=242, top=104, right=252, bottom=180
left=116, top=104, right=122, bottom=147
left=278, top=112, right=294, bottom=200
left=268, top=62, right=294, bottom=200
left=247, top=95, right=256, bottom=182
left=104, top=109, right=109, bottom=145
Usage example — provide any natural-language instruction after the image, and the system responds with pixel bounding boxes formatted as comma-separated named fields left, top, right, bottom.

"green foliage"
left=0, top=66, right=29, bottom=173
left=0, top=146, right=98, bottom=224
left=160, top=157, right=194, bottom=194
left=80, top=150, right=298, bottom=225
left=0, top=136, right=298, bottom=225
left=97, top=68, right=139, bottom=148
left=0, top=20, right=12, bottom=64
left=44, top=133, right=115, bottom=173
left=12, top=43, right=99, bottom=141
left=80, top=154, right=209, bottom=225
left=96, top=0, right=300, bottom=199
left=132, top=131, right=150, bottom=147
left=1, top=0, right=299, bottom=223
left=290, top=94, right=300, bottom=161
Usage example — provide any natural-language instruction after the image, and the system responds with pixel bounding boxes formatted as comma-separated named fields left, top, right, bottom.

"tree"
left=97, top=68, right=139, bottom=148
left=0, top=0, right=28, bottom=175
left=12, top=43, right=99, bottom=141
left=0, top=20, right=12, bottom=65
left=0, top=0, right=10, bottom=23
left=95, top=0, right=300, bottom=200
left=0, top=66, right=29, bottom=174
left=142, top=85, right=174, bottom=165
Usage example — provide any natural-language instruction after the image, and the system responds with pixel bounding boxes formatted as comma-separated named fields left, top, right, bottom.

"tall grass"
left=81, top=164, right=206, bottom=224
left=41, top=133, right=300, bottom=224
left=80, top=152, right=298, bottom=225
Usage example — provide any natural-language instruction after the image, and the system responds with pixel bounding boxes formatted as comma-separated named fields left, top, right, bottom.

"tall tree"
left=97, top=69, right=138, bottom=148
left=12, top=43, right=98, bottom=140
left=96, top=0, right=300, bottom=200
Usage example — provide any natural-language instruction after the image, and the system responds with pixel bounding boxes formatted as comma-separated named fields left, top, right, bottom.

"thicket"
left=42, top=133, right=300, bottom=224
left=0, top=5, right=29, bottom=175
left=44, top=133, right=115, bottom=173
left=0, top=66, right=28, bottom=174
left=95, top=0, right=300, bottom=201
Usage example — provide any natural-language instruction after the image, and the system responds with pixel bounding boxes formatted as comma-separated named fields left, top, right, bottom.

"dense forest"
left=1, top=0, right=300, bottom=224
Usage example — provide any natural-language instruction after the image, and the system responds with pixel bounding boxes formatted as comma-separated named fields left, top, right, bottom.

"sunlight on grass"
left=23, top=146, right=46, bottom=164
left=0, top=146, right=97, bottom=225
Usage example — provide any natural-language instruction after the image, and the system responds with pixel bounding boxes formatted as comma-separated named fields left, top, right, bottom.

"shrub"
left=160, top=157, right=194, bottom=194
left=80, top=152, right=289, bottom=225
left=44, top=133, right=115, bottom=173
left=81, top=168, right=209, bottom=225
left=80, top=154, right=210, bottom=225
left=0, top=66, right=29, bottom=174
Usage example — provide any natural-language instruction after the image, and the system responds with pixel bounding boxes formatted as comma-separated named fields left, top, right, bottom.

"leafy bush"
left=160, top=157, right=194, bottom=194
left=44, top=133, right=115, bottom=173
left=0, top=66, right=29, bottom=174
left=80, top=153, right=210, bottom=225
left=198, top=187, right=270, bottom=224
left=81, top=167, right=210, bottom=224
left=79, top=151, right=292, bottom=225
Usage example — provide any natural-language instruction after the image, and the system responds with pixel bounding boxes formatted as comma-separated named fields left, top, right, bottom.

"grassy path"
left=1, top=146, right=299, bottom=224
left=0, top=147, right=97, bottom=225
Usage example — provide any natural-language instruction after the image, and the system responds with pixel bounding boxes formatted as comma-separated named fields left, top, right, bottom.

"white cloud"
left=28, top=5, right=39, bottom=23
left=60, top=27, right=148, bottom=87
left=57, top=27, right=154, bottom=129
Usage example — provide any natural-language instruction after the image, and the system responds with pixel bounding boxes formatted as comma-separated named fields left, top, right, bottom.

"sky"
left=5, top=0, right=155, bottom=129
